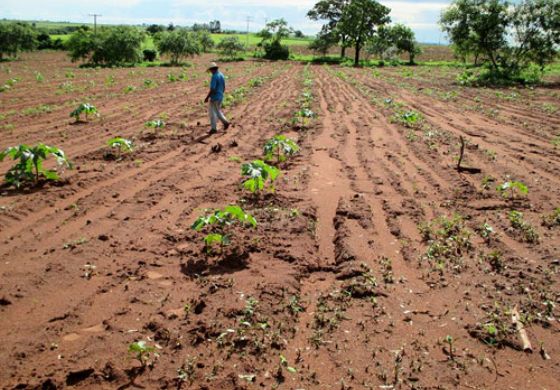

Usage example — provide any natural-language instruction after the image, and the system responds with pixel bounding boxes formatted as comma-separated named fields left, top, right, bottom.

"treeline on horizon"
left=1, top=0, right=559, bottom=86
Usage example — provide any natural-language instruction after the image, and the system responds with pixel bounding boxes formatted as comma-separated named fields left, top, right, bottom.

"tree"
left=309, top=30, right=338, bottom=56
left=155, top=30, right=200, bottom=65
left=67, top=26, right=144, bottom=66
left=66, top=29, right=100, bottom=64
left=366, top=25, right=395, bottom=61
left=391, top=24, right=422, bottom=65
left=440, top=0, right=509, bottom=71
left=441, top=0, right=559, bottom=81
left=338, top=0, right=391, bottom=66
left=196, top=30, right=215, bottom=52
left=209, top=20, right=221, bottom=33
left=510, top=0, right=560, bottom=71
left=0, top=22, right=37, bottom=60
left=146, top=24, right=164, bottom=35
left=94, top=26, right=144, bottom=65
left=258, top=19, right=292, bottom=60
left=294, top=30, right=305, bottom=38
left=217, top=36, right=245, bottom=58
left=307, top=0, right=350, bottom=58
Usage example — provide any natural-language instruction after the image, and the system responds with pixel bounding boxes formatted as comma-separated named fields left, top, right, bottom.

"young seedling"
left=279, top=355, right=297, bottom=373
left=191, top=205, right=257, bottom=253
left=70, top=103, right=98, bottom=122
left=444, top=335, right=455, bottom=360
left=508, top=210, right=539, bottom=243
left=542, top=207, right=560, bottom=228
left=392, top=110, right=422, bottom=128
left=145, top=119, right=165, bottom=129
left=496, top=181, right=528, bottom=200
left=263, top=135, right=300, bottom=164
left=478, top=222, right=494, bottom=243
left=241, top=160, right=280, bottom=194
left=107, top=137, right=134, bottom=159
left=128, top=340, right=155, bottom=368
left=0, top=144, right=72, bottom=188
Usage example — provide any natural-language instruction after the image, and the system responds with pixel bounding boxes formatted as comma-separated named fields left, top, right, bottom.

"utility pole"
left=89, top=14, right=102, bottom=34
left=245, top=16, right=253, bottom=48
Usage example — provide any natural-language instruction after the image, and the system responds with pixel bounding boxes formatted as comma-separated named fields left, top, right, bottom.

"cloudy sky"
left=1, top=0, right=451, bottom=43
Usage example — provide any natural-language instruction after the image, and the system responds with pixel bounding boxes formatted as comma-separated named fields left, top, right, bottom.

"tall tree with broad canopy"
left=440, top=0, right=509, bottom=71
left=391, top=24, right=422, bottom=65
left=441, top=0, right=560, bottom=80
left=338, top=0, right=391, bottom=66
left=307, top=0, right=351, bottom=58
left=0, top=22, right=37, bottom=60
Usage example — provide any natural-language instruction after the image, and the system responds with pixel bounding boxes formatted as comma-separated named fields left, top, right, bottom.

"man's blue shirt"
left=210, top=71, right=225, bottom=102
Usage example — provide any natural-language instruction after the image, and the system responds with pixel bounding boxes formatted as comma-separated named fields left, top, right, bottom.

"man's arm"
left=204, top=88, right=214, bottom=103
left=205, top=75, right=217, bottom=103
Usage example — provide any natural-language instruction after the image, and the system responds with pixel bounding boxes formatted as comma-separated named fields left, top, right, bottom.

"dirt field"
left=1, top=52, right=559, bottom=389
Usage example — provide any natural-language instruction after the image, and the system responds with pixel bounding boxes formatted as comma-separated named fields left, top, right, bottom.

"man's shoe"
left=224, top=122, right=230, bottom=131
left=209, top=128, right=217, bottom=135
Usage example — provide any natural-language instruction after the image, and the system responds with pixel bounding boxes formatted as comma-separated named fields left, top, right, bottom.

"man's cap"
left=207, top=62, right=219, bottom=70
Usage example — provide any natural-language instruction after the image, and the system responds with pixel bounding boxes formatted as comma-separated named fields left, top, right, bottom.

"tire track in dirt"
left=350, top=69, right=560, bottom=188
left=0, top=65, right=291, bottom=233
left=0, top=65, right=309, bottom=387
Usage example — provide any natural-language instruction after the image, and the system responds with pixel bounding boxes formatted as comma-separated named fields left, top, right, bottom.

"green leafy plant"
left=496, top=181, right=528, bottom=200
left=418, top=214, right=472, bottom=272
left=70, top=103, right=98, bottom=122
left=279, top=355, right=297, bottom=373
left=508, top=210, right=539, bottom=243
left=392, top=110, right=423, bottom=128
left=542, top=207, right=560, bottom=228
left=263, top=135, right=300, bottom=164
left=145, top=119, right=165, bottom=129
left=191, top=205, right=257, bottom=253
left=241, top=160, right=280, bottom=194
left=478, top=222, right=494, bottom=242
left=128, top=340, right=155, bottom=368
left=0, top=144, right=72, bottom=188
left=484, top=250, right=504, bottom=273
left=34, top=71, right=44, bottom=82
left=107, top=137, right=133, bottom=158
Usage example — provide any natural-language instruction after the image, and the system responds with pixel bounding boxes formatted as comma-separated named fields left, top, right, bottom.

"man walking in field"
left=204, top=62, right=230, bottom=134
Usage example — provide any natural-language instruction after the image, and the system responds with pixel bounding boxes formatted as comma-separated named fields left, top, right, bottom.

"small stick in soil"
left=511, top=306, right=533, bottom=353
left=457, top=136, right=482, bottom=174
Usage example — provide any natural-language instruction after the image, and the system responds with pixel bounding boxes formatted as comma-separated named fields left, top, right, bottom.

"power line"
left=89, top=14, right=102, bottom=34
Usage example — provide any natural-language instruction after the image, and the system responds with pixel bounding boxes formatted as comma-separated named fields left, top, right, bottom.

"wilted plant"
left=241, top=160, right=280, bottom=194
left=0, top=144, right=72, bottom=188
left=263, top=135, right=299, bottom=164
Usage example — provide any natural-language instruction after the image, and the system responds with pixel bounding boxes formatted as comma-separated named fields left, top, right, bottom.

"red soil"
left=1, top=52, right=559, bottom=389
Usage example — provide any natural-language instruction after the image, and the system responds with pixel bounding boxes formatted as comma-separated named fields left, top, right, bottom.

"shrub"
left=155, top=30, right=200, bottom=65
left=0, top=22, right=37, bottom=60
left=263, top=40, right=290, bottom=60
left=143, top=49, right=157, bottom=62
left=196, top=30, right=215, bottom=52
left=67, top=26, right=144, bottom=66
left=217, top=36, right=245, bottom=59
